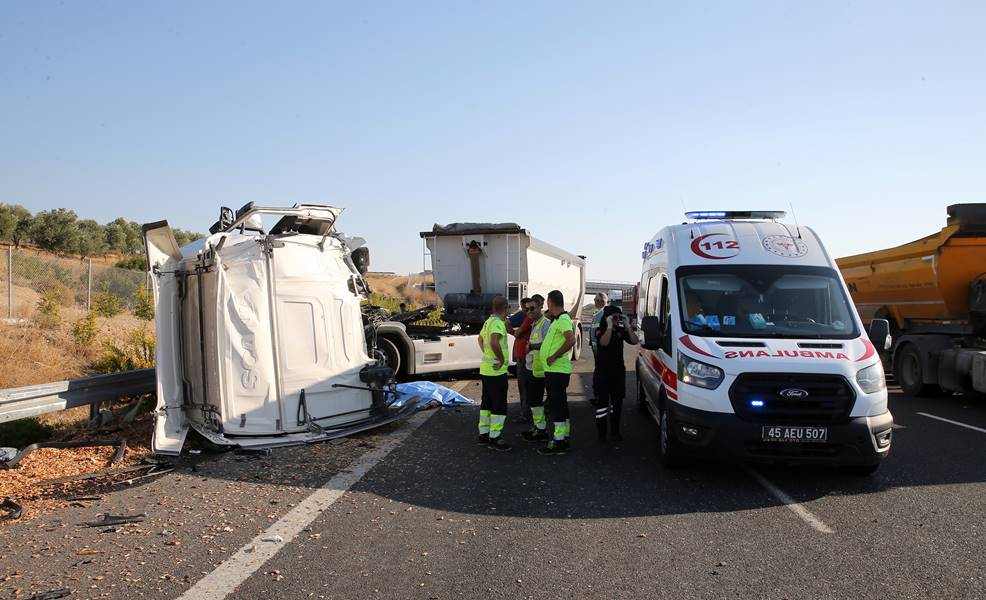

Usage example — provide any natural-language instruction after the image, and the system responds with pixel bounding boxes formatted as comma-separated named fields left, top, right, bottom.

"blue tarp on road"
left=391, top=381, right=475, bottom=410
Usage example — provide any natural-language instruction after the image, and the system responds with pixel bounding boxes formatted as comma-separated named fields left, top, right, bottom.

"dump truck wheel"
left=895, top=343, right=931, bottom=397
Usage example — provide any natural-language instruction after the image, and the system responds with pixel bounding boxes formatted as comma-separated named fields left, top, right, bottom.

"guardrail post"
left=7, top=246, right=11, bottom=319
left=87, top=258, right=93, bottom=312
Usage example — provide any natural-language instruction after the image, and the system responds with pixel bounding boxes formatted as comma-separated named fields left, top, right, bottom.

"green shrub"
left=93, top=326, right=156, bottom=372
left=132, top=286, right=155, bottom=320
left=91, top=268, right=144, bottom=306
left=115, top=255, right=147, bottom=271
left=71, top=311, right=99, bottom=349
left=92, top=290, right=124, bottom=317
left=35, top=290, right=62, bottom=328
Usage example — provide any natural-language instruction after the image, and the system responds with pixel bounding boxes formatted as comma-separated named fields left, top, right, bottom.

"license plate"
left=761, top=426, right=828, bottom=443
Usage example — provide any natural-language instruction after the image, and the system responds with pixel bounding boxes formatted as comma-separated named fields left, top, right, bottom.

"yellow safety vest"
left=527, top=316, right=551, bottom=378
left=542, top=313, right=575, bottom=375
left=479, top=315, right=508, bottom=376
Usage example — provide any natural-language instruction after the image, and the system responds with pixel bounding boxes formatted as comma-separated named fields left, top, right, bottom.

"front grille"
left=728, top=373, right=856, bottom=424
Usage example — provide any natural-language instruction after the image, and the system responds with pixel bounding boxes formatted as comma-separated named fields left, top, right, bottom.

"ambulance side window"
left=659, top=275, right=672, bottom=354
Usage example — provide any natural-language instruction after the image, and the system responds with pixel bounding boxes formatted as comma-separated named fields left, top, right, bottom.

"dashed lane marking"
left=744, top=465, right=835, bottom=534
left=179, top=380, right=470, bottom=600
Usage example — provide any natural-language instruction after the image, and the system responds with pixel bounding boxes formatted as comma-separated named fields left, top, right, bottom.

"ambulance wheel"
left=657, top=398, right=683, bottom=468
left=378, top=336, right=403, bottom=377
left=637, top=376, right=649, bottom=415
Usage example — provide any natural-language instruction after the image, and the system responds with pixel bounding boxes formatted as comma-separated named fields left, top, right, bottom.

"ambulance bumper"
left=667, top=402, right=893, bottom=466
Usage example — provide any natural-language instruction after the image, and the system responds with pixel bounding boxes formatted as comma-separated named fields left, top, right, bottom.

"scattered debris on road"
left=80, top=512, right=147, bottom=527
left=0, top=439, right=127, bottom=470
left=0, top=497, right=23, bottom=520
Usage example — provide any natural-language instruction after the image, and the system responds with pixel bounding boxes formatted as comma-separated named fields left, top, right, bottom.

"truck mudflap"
left=181, top=399, right=420, bottom=451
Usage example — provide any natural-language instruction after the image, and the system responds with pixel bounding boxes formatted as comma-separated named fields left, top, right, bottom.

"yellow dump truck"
left=837, top=204, right=986, bottom=396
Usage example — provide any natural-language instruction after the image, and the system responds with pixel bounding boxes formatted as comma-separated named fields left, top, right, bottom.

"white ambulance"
left=636, top=211, right=893, bottom=473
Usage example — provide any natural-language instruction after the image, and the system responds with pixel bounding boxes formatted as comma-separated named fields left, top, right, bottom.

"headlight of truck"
left=678, top=353, right=724, bottom=390
left=856, top=363, right=886, bottom=394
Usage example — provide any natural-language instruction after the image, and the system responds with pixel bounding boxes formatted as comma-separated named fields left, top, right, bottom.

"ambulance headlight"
left=855, top=363, right=886, bottom=394
left=678, top=354, right=724, bottom=390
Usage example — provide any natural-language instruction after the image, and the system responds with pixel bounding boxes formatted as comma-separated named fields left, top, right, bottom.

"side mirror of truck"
left=868, top=319, right=892, bottom=351
left=640, top=316, right=663, bottom=351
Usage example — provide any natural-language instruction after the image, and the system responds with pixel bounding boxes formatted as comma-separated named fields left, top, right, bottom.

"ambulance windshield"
left=677, top=265, right=859, bottom=339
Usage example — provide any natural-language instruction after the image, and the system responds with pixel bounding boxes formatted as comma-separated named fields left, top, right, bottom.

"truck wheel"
left=657, top=397, right=683, bottom=468
left=894, top=343, right=932, bottom=397
left=571, top=325, right=583, bottom=361
left=378, top=337, right=403, bottom=377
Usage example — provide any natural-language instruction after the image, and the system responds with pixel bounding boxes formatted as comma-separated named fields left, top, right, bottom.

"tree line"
left=0, top=204, right=204, bottom=258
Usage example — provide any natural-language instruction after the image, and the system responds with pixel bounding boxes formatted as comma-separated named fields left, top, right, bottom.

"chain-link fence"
left=1, top=245, right=148, bottom=320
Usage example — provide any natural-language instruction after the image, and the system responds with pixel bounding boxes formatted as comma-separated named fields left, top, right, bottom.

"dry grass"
left=365, top=273, right=437, bottom=306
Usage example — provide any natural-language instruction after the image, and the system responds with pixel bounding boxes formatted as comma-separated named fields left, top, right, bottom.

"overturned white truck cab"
left=143, top=203, right=414, bottom=455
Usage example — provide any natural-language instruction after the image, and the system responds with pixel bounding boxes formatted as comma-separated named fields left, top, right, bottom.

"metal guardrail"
left=0, top=368, right=156, bottom=424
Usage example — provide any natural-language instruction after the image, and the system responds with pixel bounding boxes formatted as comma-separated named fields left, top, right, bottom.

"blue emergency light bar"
left=685, top=210, right=786, bottom=220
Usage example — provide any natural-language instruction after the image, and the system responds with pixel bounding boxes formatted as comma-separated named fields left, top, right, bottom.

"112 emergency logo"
left=690, top=233, right=740, bottom=260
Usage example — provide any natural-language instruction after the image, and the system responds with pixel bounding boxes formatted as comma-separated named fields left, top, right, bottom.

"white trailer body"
left=144, top=204, right=412, bottom=456
left=374, top=223, right=586, bottom=376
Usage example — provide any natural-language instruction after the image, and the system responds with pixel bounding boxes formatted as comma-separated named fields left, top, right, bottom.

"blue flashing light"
left=685, top=210, right=786, bottom=221
left=749, top=399, right=765, bottom=408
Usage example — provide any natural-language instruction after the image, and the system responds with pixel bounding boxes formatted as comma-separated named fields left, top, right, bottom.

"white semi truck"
left=144, top=203, right=414, bottom=455
left=373, top=223, right=587, bottom=376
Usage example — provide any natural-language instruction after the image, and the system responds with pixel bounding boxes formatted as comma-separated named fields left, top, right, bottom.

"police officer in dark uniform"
left=592, top=305, right=638, bottom=442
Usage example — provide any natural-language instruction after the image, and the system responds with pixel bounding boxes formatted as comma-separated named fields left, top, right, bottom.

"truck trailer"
left=373, top=223, right=587, bottom=376
left=837, top=203, right=986, bottom=397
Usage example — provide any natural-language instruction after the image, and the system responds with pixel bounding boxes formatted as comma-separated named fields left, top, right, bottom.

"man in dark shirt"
left=593, top=305, right=639, bottom=442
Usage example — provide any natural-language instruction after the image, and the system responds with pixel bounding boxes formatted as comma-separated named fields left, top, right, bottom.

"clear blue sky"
left=2, top=1, right=984, bottom=281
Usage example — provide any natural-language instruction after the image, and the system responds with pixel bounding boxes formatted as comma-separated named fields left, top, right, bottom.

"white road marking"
left=917, top=412, right=986, bottom=434
left=179, top=380, right=471, bottom=600
left=744, top=466, right=835, bottom=534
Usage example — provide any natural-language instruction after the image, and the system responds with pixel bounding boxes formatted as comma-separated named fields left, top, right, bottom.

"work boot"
left=521, top=428, right=550, bottom=442
left=487, top=436, right=513, bottom=452
left=537, top=439, right=570, bottom=456
left=477, top=433, right=490, bottom=446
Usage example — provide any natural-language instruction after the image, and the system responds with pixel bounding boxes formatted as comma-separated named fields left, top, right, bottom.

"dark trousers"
left=516, top=360, right=531, bottom=422
left=481, top=374, right=508, bottom=415
left=591, top=353, right=601, bottom=401
left=544, top=372, right=571, bottom=423
left=593, top=368, right=626, bottom=439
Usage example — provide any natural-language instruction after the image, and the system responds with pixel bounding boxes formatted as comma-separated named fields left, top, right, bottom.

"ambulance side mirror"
left=640, top=316, right=663, bottom=351
left=868, top=319, right=891, bottom=351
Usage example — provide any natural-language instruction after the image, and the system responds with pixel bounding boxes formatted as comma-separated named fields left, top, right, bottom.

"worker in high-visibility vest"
left=477, top=295, right=512, bottom=451
left=537, top=289, right=577, bottom=456
left=522, top=294, right=552, bottom=442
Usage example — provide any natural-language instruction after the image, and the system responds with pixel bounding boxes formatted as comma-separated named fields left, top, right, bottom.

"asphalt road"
left=4, top=347, right=986, bottom=599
